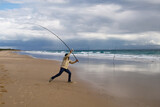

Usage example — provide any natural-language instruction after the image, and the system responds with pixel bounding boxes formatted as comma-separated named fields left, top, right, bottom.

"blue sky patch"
left=0, top=2, right=20, bottom=10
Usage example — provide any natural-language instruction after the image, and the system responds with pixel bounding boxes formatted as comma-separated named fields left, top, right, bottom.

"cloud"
left=0, top=0, right=160, bottom=49
left=4, top=0, right=68, bottom=4
left=126, top=0, right=160, bottom=4
left=77, top=31, right=160, bottom=44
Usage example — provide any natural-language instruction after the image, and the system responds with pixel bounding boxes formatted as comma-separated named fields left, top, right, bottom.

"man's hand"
left=70, top=49, right=73, bottom=53
left=76, top=59, right=79, bottom=62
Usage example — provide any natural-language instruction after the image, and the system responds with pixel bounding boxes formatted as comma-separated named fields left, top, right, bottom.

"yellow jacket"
left=61, top=52, right=76, bottom=69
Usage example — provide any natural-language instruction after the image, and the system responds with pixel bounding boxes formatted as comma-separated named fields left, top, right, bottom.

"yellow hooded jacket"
left=61, top=52, right=76, bottom=69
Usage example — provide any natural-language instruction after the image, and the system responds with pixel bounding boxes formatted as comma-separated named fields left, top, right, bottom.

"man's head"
left=65, top=53, right=69, bottom=60
left=65, top=53, right=68, bottom=56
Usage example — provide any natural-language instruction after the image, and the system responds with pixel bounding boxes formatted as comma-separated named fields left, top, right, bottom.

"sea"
left=18, top=49, right=160, bottom=107
left=18, top=49, right=160, bottom=63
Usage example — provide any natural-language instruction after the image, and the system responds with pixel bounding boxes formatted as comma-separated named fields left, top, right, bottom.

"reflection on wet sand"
left=75, top=59, right=160, bottom=107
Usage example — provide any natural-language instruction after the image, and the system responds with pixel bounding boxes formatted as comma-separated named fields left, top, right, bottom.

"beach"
left=0, top=51, right=112, bottom=107
left=19, top=50, right=160, bottom=107
left=1, top=50, right=160, bottom=107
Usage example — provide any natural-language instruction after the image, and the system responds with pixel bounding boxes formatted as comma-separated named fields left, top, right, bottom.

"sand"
left=75, top=56, right=160, bottom=107
left=0, top=51, right=113, bottom=107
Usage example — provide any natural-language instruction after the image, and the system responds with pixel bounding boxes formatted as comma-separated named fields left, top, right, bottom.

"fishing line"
left=36, top=24, right=79, bottom=62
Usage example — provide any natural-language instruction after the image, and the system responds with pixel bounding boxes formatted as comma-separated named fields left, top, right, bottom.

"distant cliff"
left=0, top=49, right=20, bottom=51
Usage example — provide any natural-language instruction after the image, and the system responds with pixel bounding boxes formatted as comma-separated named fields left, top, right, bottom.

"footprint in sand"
left=0, top=88, right=7, bottom=93
left=0, top=65, right=4, bottom=68
left=0, top=86, right=4, bottom=88
left=0, top=84, right=7, bottom=93
left=1, top=68, right=4, bottom=70
left=34, top=83, right=40, bottom=86
left=0, top=91, right=5, bottom=105
left=0, top=65, right=8, bottom=105
left=0, top=65, right=8, bottom=73
left=0, top=102, right=5, bottom=104
left=2, top=70, right=8, bottom=72
left=0, top=64, right=4, bottom=67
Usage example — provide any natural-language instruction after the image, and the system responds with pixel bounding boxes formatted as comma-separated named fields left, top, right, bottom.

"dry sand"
left=0, top=51, right=113, bottom=107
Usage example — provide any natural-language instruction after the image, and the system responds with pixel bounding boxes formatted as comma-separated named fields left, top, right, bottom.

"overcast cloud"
left=0, top=0, right=160, bottom=50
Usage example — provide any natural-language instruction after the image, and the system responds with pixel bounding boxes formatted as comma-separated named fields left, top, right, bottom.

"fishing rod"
left=37, top=24, right=79, bottom=62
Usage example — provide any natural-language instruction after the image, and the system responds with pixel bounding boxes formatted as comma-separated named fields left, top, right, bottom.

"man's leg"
left=64, top=69, right=72, bottom=82
left=49, top=67, right=64, bottom=82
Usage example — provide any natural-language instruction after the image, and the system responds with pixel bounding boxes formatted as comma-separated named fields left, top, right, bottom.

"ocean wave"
left=23, top=50, right=160, bottom=62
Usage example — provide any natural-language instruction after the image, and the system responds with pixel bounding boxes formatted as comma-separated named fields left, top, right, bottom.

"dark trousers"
left=51, top=67, right=71, bottom=82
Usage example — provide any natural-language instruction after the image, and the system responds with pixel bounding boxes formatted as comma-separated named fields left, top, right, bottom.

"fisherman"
left=49, top=49, right=78, bottom=83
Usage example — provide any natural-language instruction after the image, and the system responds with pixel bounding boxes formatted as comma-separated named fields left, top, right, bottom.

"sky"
left=0, top=0, right=160, bottom=50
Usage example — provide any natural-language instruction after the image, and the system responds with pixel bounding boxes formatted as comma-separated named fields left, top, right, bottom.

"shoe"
left=68, top=81, right=77, bottom=84
left=49, top=78, right=53, bottom=82
left=68, top=81, right=72, bottom=83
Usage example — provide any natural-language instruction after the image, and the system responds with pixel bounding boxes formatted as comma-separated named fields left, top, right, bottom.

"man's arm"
left=69, top=59, right=79, bottom=64
left=64, top=49, right=73, bottom=59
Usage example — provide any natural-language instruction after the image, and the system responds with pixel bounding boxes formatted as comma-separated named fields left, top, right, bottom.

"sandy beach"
left=0, top=51, right=113, bottom=107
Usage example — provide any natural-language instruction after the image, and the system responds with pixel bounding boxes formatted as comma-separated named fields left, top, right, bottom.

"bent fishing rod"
left=37, top=24, right=79, bottom=62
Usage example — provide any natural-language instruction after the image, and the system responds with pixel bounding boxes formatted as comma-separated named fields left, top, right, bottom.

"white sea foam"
left=23, top=51, right=160, bottom=62
left=24, top=51, right=66, bottom=56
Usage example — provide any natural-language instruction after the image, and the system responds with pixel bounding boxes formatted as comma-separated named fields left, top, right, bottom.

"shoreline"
left=0, top=51, right=113, bottom=107
left=19, top=50, right=160, bottom=65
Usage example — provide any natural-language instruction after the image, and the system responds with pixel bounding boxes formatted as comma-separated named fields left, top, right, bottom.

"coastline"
left=0, top=51, right=112, bottom=107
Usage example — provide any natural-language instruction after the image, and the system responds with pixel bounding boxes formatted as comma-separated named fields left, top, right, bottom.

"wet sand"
left=0, top=51, right=112, bottom=107
left=75, top=58, right=160, bottom=107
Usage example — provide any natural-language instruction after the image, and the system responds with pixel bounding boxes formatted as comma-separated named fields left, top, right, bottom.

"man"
left=49, top=49, right=78, bottom=83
